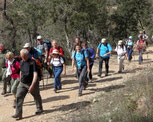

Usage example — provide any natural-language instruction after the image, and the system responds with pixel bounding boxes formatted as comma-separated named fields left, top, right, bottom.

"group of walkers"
left=0, top=30, right=149, bottom=120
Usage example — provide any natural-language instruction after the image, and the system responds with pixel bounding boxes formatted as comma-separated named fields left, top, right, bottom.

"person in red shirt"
left=48, top=40, right=64, bottom=62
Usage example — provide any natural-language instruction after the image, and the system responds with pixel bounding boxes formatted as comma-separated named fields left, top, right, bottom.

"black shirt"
left=20, top=59, right=37, bottom=84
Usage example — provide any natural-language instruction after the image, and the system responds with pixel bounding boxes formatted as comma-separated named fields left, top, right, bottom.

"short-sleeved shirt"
left=72, top=50, right=88, bottom=69
left=50, top=56, right=64, bottom=67
left=37, top=42, right=48, bottom=55
left=115, top=46, right=127, bottom=57
left=97, top=43, right=112, bottom=58
left=20, top=59, right=37, bottom=84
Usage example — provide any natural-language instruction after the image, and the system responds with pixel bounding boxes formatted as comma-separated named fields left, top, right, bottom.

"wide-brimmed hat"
left=118, top=40, right=123, bottom=46
left=101, top=38, right=106, bottom=43
left=23, top=43, right=31, bottom=48
left=52, top=49, right=59, bottom=55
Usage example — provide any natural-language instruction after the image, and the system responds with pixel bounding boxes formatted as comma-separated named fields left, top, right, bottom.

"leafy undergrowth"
left=67, top=67, right=153, bottom=122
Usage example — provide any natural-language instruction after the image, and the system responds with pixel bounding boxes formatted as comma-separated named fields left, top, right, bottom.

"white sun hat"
left=118, top=40, right=123, bottom=46
left=37, top=35, right=42, bottom=40
left=52, top=49, right=59, bottom=55
left=101, top=38, right=106, bottom=43
left=23, top=43, right=31, bottom=48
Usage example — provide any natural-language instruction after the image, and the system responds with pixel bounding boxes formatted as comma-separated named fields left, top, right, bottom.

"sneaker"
left=105, top=73, right=108, bottom=76
left=97, top=74, right=101, bottom=77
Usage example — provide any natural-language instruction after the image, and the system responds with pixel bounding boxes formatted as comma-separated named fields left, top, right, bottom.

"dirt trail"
left=0, top=47, right=153, bottom=122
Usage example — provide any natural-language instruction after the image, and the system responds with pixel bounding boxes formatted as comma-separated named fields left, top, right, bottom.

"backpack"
left=34, top=47, right=42, bottom=57
left=137, top=40, right=145, bottom=50
left=6, top=59, right=20, bottom=75
left=43, top=40, right=52, bottom=52
left=99, top=43, right=108, bottom=49
left=50, top=46, right=64, bottom=56
left=86, top=48, right=95, bottom=63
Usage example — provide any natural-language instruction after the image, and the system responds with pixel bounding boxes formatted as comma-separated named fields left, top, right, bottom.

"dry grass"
left=67, top=67, right=153, bottom=122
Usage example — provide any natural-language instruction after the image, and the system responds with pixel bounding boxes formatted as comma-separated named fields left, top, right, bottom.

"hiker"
left=137, top=35, right=146, bottom=64
left=105, top=40, right=127, bottom=73
left=0, top=44, right=11, bottom=95
left=23, top=43, right=42, bottom=80
left=5, top=52, right=20, bottom=108
left=0, top=44, right=6, bottom=80
left=71, top=44, right=90, bottom=96
left=96, top=38, right=112, bottom=77
left=49, top=40, right=64, bottom=58
left=37, top=35, right=52, bottom=77
left=50, top=49, right=66, bottom=93
left=71, top=37, right=83, bottom=77
left=126, top=36, right=134, bottom=62
left=81, top=42, right=95, bottom=82
left=138, top=30, right=148, bottom=40
left=12, top=49, right=43, bottom=120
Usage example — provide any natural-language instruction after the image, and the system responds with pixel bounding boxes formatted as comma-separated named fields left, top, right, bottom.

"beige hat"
left=139, top=31, right=143, bottom=34
left=52, top=49, right=59, bottom=55
left=37, top=35, right=42, bottom=40
left=118, top=40, right=123, bottom=46
left=23, top=43, right=31, bottom=48
left=101, top=38, right=106, bottom=43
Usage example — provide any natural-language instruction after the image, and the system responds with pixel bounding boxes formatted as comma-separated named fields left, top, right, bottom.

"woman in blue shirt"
left=71, top=44, right=90, bottom=96
left=96, top=38, right=112, bottom=77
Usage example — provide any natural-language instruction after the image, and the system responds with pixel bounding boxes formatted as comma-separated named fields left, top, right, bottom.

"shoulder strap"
left=74, top=51, right=77, bottom=61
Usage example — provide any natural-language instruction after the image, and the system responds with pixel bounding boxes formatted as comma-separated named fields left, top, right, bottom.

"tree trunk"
left=2, top=0, right=17, bottom=53
left=64, top=17, right=71, bottom=56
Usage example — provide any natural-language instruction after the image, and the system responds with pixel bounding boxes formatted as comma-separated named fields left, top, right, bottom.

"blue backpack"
left=34, top=47, right=42, bottom=57
left=43, top=40, right=52, bottom=52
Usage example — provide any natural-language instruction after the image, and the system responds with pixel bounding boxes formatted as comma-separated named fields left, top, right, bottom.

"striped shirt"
left=50, top=57, right=64, bottom=67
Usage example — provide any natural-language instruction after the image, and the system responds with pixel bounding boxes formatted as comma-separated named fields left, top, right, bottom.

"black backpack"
left=43, top=40, right=52, bottom=52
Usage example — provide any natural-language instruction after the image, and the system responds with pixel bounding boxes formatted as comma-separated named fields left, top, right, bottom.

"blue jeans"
left=127, top=48, right=133, bottom=61
left=139, top=50, right=144, bottom=64
left=53, top=66, right=63, bottom=89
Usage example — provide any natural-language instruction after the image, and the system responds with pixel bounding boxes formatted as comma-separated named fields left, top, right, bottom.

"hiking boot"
left=105, top=73, right=108, bottom=76
left=54, top=88, right=57, bottom=93
left=12, top=114, right=22, bottom=120
left=13, top=99, right=16, bottom=108
left=35, top=109, right=43, bottom=115
left=118, top=71, right=122, bottom=73
left=78, top=92, right=82, bottom=97
left=97, top=74, right=101, bottom=77
left=1, top=91, right=6, bottom=95
left=58, top=86, right=62, bottom=90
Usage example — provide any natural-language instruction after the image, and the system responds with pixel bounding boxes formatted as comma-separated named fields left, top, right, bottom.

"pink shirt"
left=6, top=60, right=20, bottom=79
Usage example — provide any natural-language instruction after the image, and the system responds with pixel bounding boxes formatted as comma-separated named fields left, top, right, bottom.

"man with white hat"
left=105, top=40, right=127, bottom=73
left=36, top=35, right=52, bottom=78
left=23, top=43, right=39, bottom=60
left=96, top=38, right=112, bottom=77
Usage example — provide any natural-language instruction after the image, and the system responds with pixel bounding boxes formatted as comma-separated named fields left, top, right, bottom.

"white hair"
left=20, top=49, right=29, bottom=55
